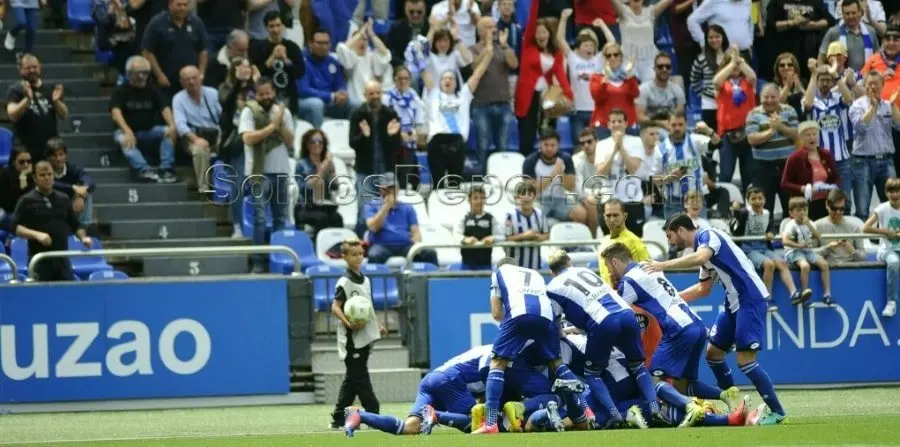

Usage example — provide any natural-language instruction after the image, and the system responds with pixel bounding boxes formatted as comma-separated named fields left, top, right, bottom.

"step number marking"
left=127, top=188, right=139, bottom=203
left=99, top=154, right=110, bottom=167
left=189, top=261, right=200, bottom=276
left=158, top=225, right=169, bottom=239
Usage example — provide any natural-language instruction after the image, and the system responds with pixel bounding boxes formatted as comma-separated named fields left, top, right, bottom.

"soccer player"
left=602, top=242, right=741, bottom=410
left=545, top=250, right=659, bottom=427
left=643, top=212, right=786, bottom=425
left=344, top=345, right=490, bottom=436
left=474, top=258, right=585, bottom=434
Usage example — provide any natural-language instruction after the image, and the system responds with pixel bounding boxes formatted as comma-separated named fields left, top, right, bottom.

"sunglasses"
left=579, top=139, right=594, bottom=145
left=309, top=138, right=324, bottom=145
left=778, top=63, right=794, bottom=68
left=17, top=158, right=32, bottom=165
left=656, top=64, right=671, bottom=70
left=605, top=52, right=621, bottom=58
left=829, top=206, right=845, bottom=212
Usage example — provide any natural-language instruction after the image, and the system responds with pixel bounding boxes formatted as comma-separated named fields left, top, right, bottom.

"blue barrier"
left=428, top=268, right=900, bottom=386
left=0, top=279, right=289, bottom=403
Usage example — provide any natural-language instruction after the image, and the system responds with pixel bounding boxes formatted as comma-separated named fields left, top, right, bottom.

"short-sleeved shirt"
left=695, top=227, right=769, bottom=312
left=12, top=189, right=80, bottom=258
left=364, top=200, right=418, bottom=246
left=237, top=105, right=294, bottom=175
left=872, top=202, right=900, bottom=256
left=6, top=82, right=59, bottom=155
left=141, top=12, right=208, bottom=82
left=635, top=81, right=686, bottom=118
left=781, top=219, right=815, bottom=258
left=522, top=152, right=576, bottom=199
left=110, top=83, right=167, bottom=132
left=425, top=84, right=474, bottom=141
left=744, top=104, right=799, bottom=161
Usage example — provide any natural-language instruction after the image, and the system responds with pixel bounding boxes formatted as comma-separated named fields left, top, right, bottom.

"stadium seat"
left=316, top=227, right=357, bottom=266
left=327, top=156, right=359, bottom=230
left=361, top=263, right=399, bottom=308
left=719, top=182, right=742, bottom=204
left=270, top=229, right=322, bottom=274
left=411, top=262, right=438, bottom=272
left=556, top=116, right=573, bottom=152
left=426, top=189, right=470, bottom=231
left=321, top=120, right=356, bottom=165
left=486, top=152, right=526, bottom=192
left=10, top=237, right=28, bottom=276
left=67, top=0, right=95, bottom=30
left=0, top=127, right=12, bottom=166
left=0, top=260, right=15, bottom=282
left=418, top=223, right=462, bottom=266
left=642, top=222, right=669, bottom=261
left=548, top=222, right=596, bottom=265
left=446, top=262, right=465, bottom=271
left=292, top=119, right=315, bottom=158
left=586, top=259, right=599, bottom=270
left=305, top=264, right=344, bottom=311
left=88, top=270, right=129, bottom=281
left=69, top=236, right=113, bottom=280
left=241, top=196, right=274, bottom=239
left=708, top=218, right=731, bottom=235
left=397, top=190, right=430, bottom=224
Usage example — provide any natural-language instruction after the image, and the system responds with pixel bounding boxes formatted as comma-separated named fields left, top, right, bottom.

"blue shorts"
left=650, top=322, right=707, bottom=380
left=584, top=311, right=645, bottom=373
left=785, top=249, right=820, bottom=265
left=505, top=366, right=553, bottom=399
left=492, top=314, right=560, bottom=362
left=409, top=371, right=476, bottom=417
left=584, top=377, right=639, bottom=411
left=709, top=299, right=766, bottom=352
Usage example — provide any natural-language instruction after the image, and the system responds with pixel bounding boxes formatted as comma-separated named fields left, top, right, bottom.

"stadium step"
left=59, top=97, right=110, bottom=114
left=0, top=62, right=95, bottom=79
left=91, top=182, right=192, bottom=204
left=315, top=368, right=422, bottom=404
left=0, top=45, right=72, bottom=63
left=67, top=146, right=124, bottom=168
left=60, top=113, right=116, bottom=133
left=102, top=236, right=252, bottom=250
left=94, top=201, right=210, bottom=220
left=62, top=132, right=119, bottom=149
left=108, top=218, right=218, bottom=240
left=142, top=255, right=250, bottom=276
left=0, top=78, right=101, bottom=97
left=85, top=167, right=132, bottom=183
left=311, top=339, right=410, bottom=373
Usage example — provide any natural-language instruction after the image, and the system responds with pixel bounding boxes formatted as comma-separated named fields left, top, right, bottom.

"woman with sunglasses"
left=610, top=0, right=674, bottom=82
left=294, top=129, right=343, bottom=236
left=690, top=24, right=729, bottom=134
left=589, top=42, right=638, bottom=133
left=773, top=53, right=806, bottom=116
left=0, top=147, right=34, bottom=232
left=218, top=57, right=258, bottom=239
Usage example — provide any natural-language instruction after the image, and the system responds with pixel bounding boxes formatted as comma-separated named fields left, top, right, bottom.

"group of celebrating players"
left=343, top=212, right=786, bottom=436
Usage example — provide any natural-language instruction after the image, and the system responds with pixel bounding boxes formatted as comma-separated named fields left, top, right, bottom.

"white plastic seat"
left=486, top=152, right=526, bottom=192
left=315, top=227, right=358, bottom=266
left=397, top=190, right=430, bottom=224
left=321, top=119, right=356, bottom=166
left=418, top=223, right=461, bottom=266
left=547, top=222, right=596, bottom=265
left=427, top=188, right=470, bottom=231
left=292, top=119, right=315, bottom=158
left=718, top=182, right=742, bottom=204
left=642, top=222, right=669, bottom=261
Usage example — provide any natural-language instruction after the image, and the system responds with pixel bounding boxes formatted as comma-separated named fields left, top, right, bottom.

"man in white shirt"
left=635, top=53, right=686, bottom=123
left=595, top=108, right=647, bottom=234
left=572, top=128, right=602, bottom=231
left=429, top=0, right=481, bottom=46
left=687, top=0, right=753, bottom=58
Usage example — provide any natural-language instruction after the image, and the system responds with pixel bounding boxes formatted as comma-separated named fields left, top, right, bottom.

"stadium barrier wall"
left=422, top=267, right=900, bottom=386
left=0, top=277, right=298, bottom=404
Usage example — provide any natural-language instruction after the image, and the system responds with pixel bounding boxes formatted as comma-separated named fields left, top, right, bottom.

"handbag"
left=188, top=93, right=222, bottom=150
left=541, top=84, right=570, bottom=120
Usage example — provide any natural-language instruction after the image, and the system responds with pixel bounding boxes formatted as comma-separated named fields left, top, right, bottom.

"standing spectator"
left=128, top=0, right=165, bottom=44
left=4, top=0, right=39, bottom=55
left=294, top=129, right=343, bottom=236
left=218, top=57, right=257, bottom=238
left=610, top=0, right=673, bottom=82
left=814, top=189, right=866, bottom=264
left=513, top=0, right=573, bottom=156
left=745, top=83, right=799, bottom=216
left=635, top=53, right=686, bottom=123
left=142, top=0, right=209, bottom=99
left=349, top=80, right=404, bottom=235
left=196, top=0, right=247, bottom=53
left=206, top=29, right=256, bottom=89
left=383, top=67, right=426, bottom=163
left=46, top=138, right=95, bottom=229
left=687, top=0, right=753, bottom=58
left=819, top=0, right=879, bottom=72
left=424, top=25, right=473, bottom=92
left=12, top=161, right=91, bottom=282
left=429, top=0, right=481, bottom=47
left=863, top=177, right=900, bottom=317
left=337, top=20, right=393, bottom=109
left=712, top=48, right=756, bottom=186
left=669, top=0, right=698, bottom=84
left=93, top=0, right=138, bottom=76
left=690, top=24, right=729, bottom=133
left=781, top=197, right=834, bottom=306
left=597, top=198, right=650, bottom=285
left=0, top=147, right=33, bottom=233
left=504, top=182, right=549, bottom=269
left=173, top=65, right=222, bottom=194
left=848, top=71, right=899, bottom=220
left=573, top=128, right=602, bottom=228
left=558, top=9, right=613, bottom=142
left=765, top=0, right=834, bottom=80
left=470, top=17, right=517, bottom=172
left=453, top=185, right=505, bottom=270
left=523, top=128, right=590, bottom=225
left=824, top=42, right=866, bottom=97
left=422, top=44, right=492, bottom=187
left=6, top=54, right=67, bottom=163
left=832, top=0, right=886, bottom=37
left=298, top=30, right=351, bottom=128
left=632, top=121, right=663, bottom=220
left=781, top=121, right=840, bottom=220
left=251, top=10, right=305, bottom=114
left=772, top=53, right=806, bottom=116
left=111, top=55, right=178, bottom=183
left=495, top=0, right=523, bottom=58
left=860, top=25, right=900, bottom=100
left=595, top=109, right=646, bottom=234
left=386, top=0, right=429, bottom=65
left=658, top=114, right=723, bottom=218
left=364, top=173, right=438, bottom=264
left=574, top=0, right=617, bottom=50
left=247, top=0, right=295, bottom=40
left=589, top=43, right=639, bottom=130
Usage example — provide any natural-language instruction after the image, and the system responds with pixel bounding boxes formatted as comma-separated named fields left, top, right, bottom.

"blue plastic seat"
left=556, top=116, right=573, bottom=152
left=209, top=160, right=230, bottom=205
left=241, top=196, right=273, bottom=239
left=269, top=229, right=321, bottom=274
left=0, top=260, right=15, bottom=282
left=10, top=237, right=28, bottom=276
left=305, top=264, right=344, bottom=311
left=0, top=127, right=12, bottom=166
left=68, top=235, right=113, bottom=280
left=586, top=259, right=599, bottom=269
left=88, top=269, right=129, bottom=281
left=446, top=262, right=464, bottom=271
left=360, top=263, right=394, bottom=308
left=506, top=115, right=520, bottom=151
left=411, top=262, right=438, bottom=272
left=67, top=0, right=95, bottom=30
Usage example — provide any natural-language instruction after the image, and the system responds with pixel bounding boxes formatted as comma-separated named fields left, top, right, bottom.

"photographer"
left=249, top=10, right=304, bottom=115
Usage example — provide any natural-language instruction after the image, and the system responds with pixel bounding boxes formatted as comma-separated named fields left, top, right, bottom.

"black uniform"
left=460, top=211, right=495, bottom=269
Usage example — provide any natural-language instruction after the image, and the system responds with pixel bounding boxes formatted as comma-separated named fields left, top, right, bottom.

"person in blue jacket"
left=298, top=30, right=353, bottom=127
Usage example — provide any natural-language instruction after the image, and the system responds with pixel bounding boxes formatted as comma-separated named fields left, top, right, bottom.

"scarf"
left=405, top=35, right=430, bottom=76
left=607, top=66, right=627, bottom=83
left=841, top=24, right=874, bottom=63
left=730, top=78, right=747, bottom=107
left=386, top=87, right=420, bottom=149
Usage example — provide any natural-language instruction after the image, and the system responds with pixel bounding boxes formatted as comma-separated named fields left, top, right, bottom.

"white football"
left=344, top=295, right=373, bottom=323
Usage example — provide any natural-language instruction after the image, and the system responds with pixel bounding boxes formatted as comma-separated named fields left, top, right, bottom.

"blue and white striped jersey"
left=504, top=207, right=549, bottom=270
left=491, top=265, right=556, bottom=321
left=806, top=91, right=851, bottom=162
left=694, top=227, right=769, bottom=312
left=618, top=262, right=702, bottom=336
left=546, top=267, right=630, bottom=330
left=561, top=334, right=630, bottom=385
left=659, top=133, right=711, bottom=198
left=435, top=344, right=493, bottom=393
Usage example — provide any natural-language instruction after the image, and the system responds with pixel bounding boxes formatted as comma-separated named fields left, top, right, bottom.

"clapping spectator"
left=142, top=0, right=208, bottom=99
left=819, top=0, right=879, bottom=72
left=772, top=53, right=806, bottom=115
left=589, top=45, right=638, bottom=131
left=0, top=147, right=33, bottom=233
left=470, top=17, right=517, bottom=173
left=4, top=0, right=40, bottom=55
left=206, top=29, right=256, bottom=89
left=495, top=0, right=523, bottom=58
left=863, top=177, right=900, bottom=317
left=111, top=56, right=178, bottom=184
left=712, top=47, right=756, bottom=185
left=247, top=0, right=295, bottom=40
left=690, top=24, right=728, bottom=134
left=386, top=0, right=429, bottom=65
left=218, top=57, right=258, bottom=238
left=814, top=189, right=866, bottom=264
left=523, top=128, right=590, bottom=226
left=595, top=109, right=646, bottom=234
left=610, top=0, right=673, bottom=82
left=337, top=19, right=393, bottom=108
left=298, top=30, right=351, bottom=128
left=364, top=172, right=438, bottom=265
left=251, top=10, right=305, bottom=114
left=173, top=65, right=222, bottom=194
left=454, top=185, right=505, bottom=270
left=383, top=66, right=426, bottom=156
left=429, top=0, right=481, bottom=47
left=45, top=138, right=94, bottom=229
left=294, top=129, right=343, bottom=236
left=636, top=53, right=686, bottom=123
left=823, top=42, right=865, bottom=97
left=860, top=25, right=900, bottom=101
left=6, top=54, right=67, bottom=164
left=93, top=0, right=138, bottom=76
left=766, top=0, right=834, bottom=80
left=658, top=113, right=721, bottom=218
left=558, top=9, right=613, bottom=143
left=746, top=83, right=798, bottom=216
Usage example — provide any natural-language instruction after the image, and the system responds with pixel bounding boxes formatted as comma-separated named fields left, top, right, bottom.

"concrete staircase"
left=1, top=30, right=253, bottom=276
left=312, top=338, right=423, bottom=404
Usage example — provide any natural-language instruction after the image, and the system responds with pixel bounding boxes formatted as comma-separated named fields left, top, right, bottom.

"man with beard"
left=250, top=10, right=304, bottom=115
left=238, top=77, right=295, bottom=273
left=5, top=54, right=68, bottom=163
left=521, top=129, right=589, bottom=226
left=635, top=53, right=685, bottom=123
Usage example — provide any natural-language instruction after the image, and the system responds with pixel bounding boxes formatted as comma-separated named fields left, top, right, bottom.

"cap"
left=375, top=172, right=397, bottom=189
left=826, top=41, right=847, bottom=57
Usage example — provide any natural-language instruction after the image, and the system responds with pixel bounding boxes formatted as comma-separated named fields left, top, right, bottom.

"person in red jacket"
left=513, top=0, right=573, bottom=156
left=781, top=120, right=840, bottom=220
left=589, top=42, right=639, bottom=132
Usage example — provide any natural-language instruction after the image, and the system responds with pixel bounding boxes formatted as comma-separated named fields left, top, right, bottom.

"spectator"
left=690, top=24, right=729, bottom=133
left=495, top=0, right=523, bottom=59
left=0, top=147, right=33, bottom=233
left=848, top=71, right=899, bottom=220
left=635, top=53, right=686, bottom=123
left=861, top=25, right=900, bottom=101
left=111, top=55, right=178, bottom=184
left=238, top=77, right=295, bottom=272
left=293, top=129, right=343, bottom=236
left=207, top=29, right=257, bottom=89
left=669, top=0, right=698, bottom=83
left=196, top=0, right=247, bottom=53
left=46, top=139, right=94, bottom=229
left=422, top=45, right=492, bottom=187
left=247, top=0, right=295, bottom=40
left=833, top=0, right=886, bottom=37
left=12, top=161, right=91, bottom=282
left=772, top=53, right=806, bottom=116
left=514, top=0, right=573, bottom=156
left=610, top=0, right=673, bottom=82
left=251, top=10, right=305, bottom=114
left=814, top=189, right=866, bottom=264
left=573, top=0, right=617, bottom=50
left=337, top=20, right=393, bottom=109
left=173, top=65, right=222, bottom=194
left=386, top=0, right=429, bottom=66
left=824, top=42, right=866, bottom=98
left=453, top=185, right=505, bottom=270
left=6, top=54, right=67, bottom=164
left=781, top=121, right=840, bottom=220
left=142, top=0, right=208, bottom=99
left=731, top=186, right=797, bottom=311
left=597, top=198, right=650, bottom=285
left=863, top=176, right=900, bottom=317
left=350, top=80, right=404, bottom=234
left=558, top=9, right=613, bottom=143
left=712, top=48, right=756, bottom=186
left=523, top=128, right=590, bottom=225
left=128, top=0, right=165, bottom=44
left=765, top=0, right=834, bottom=81
left=658, top=114, right=724, bottom=218
left=298, top=30, right=351, bottom=128
left=351, top=0, right=389, bottom=28
left=470, top=17, right=517, bottom=173
left=364, top=172, right=438, bottom=264
left=93, top=0, right=138, bottom=75
left=595, top=109, right=646, bottom=235
left=384, top=66, right=426, bottom=156
left=819, top=0, right=879, bottom=72
left=424, top=26, right=473, bottom=92
left=429, top=0, right=481, bottom=47
left=4, top=0, right=39, bottom=55
left=687, top=0, right=753, bottom=59
left=218, top=57, right=258, bottom=238
left=504, top=182, right=549, bottom=269
left=745, top=83, right=799, bottom=216
left=572, top=128, right=602, bottom=228
left=589, top=43, right=638, bottom=130
left=781, top=196, right=834, bottom=306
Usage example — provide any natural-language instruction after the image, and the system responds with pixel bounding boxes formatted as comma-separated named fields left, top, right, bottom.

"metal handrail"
left=0, top=254, right=19, bottom=281
left=27, top=245, right=303, bottom=279
left=730, top=233, right=882, bottom=242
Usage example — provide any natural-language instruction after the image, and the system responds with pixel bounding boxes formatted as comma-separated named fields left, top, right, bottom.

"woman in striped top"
left=689, top=24, right=729, bottom=133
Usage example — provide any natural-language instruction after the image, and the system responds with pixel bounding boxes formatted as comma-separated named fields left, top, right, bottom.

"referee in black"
left=13, top=160, right=92, bottom=281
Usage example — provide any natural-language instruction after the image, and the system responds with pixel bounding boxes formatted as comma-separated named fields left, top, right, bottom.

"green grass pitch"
left=1, top=388, right=898, bottom=446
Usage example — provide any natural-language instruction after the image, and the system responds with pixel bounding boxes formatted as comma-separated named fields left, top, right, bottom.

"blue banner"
left=0, top=279, right=289, bottom=403
left=428, top=269, right=900, bottom=385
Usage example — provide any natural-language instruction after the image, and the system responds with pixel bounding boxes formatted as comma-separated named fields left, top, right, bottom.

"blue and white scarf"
left=385, top=87, right=421, bottom=150
left=405, top=35, right=431, bottom=76
left=840, top=24, right=874, bottom=63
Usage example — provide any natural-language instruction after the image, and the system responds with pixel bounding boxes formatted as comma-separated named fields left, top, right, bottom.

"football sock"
left=740, top=361, right=784, bottom=415
left=687, top=380, right=724, bottom=400
left=523, top=394, right=559, bottom=414
left=435, top=411, right=471, bottom=432
left=585, top=374, right=621, bottom=422
left=707, top=358, right=735, bottom=389
left=554, top=363, right=579, bottom=382
left=668, top=406, right=728, bottom=427
left=628, top=362, right=660, bottom=414
left=485, top=368, right=505, bottom=426
left=654, top=381, right=691, bottom=408
left=359, top=411, right=403, bottom=435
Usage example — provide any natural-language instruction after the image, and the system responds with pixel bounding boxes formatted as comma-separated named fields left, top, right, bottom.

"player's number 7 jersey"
left=491, top=265, right=556, bottom=321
